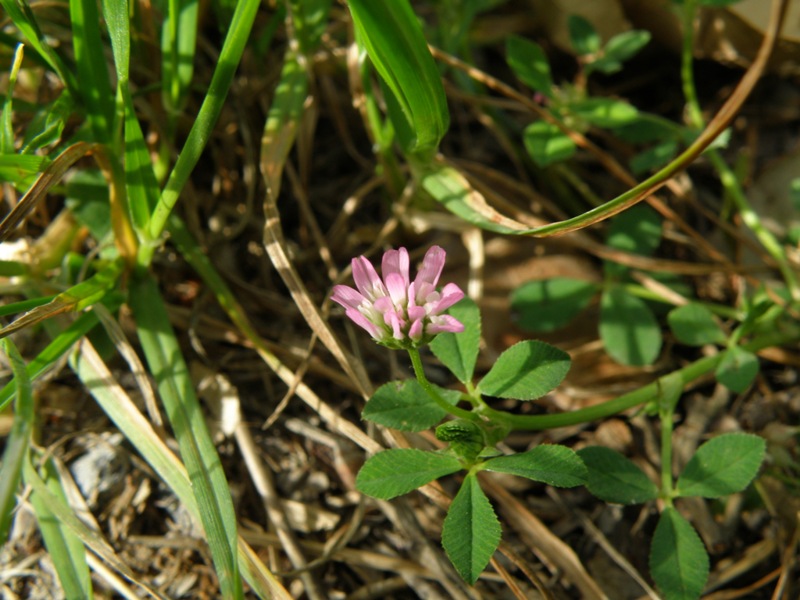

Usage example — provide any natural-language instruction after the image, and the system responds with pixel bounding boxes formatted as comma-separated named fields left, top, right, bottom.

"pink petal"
left=345, top=308, right=381, bottom=338
left=381, top=248, right=410, bottom=288
left=384, top=272, right=408, bottom=306
left=331, top=285, right=366, bottom=310
left=409, top=318, right=424, bottom=341
left=414, top=246, right=445, bottom=288
left=352, top=255, right=386, bottom=299
left=427, top=314, right=464, bottom=334
left=384, top=310, right=405, bottom=340
left=431, top=283, right=464, bottom=314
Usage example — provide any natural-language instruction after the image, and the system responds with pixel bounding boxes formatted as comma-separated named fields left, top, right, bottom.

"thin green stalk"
left=659, top=403, right=676, bottom=507
left=143, top=0, right=260, bottom=263
left=407, top=347, right=479, bottom=422
left=680, top=0, right=799, bottom=298
left=620, top=283, right=741, bottom=319
left=479, top=327, right=800, bottom=431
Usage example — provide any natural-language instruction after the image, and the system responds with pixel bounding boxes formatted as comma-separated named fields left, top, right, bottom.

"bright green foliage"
left=20, top=91, right=73, bottom=153
left=430, top=297, right=481, bottom=384
left=668, top=303, right=727, bottom=346
left=511, top=277, right=597, bottom=332
left=600, top=287, right=662, bottom=366
left=70, top=0, right=115, bottom=143
left=715, top=346, right=759, bottom=393
left=348, top=0, right=449, bottom=158
left=27, top=459, right=95, bottom=600
left=511, top=204, right=665, bottom=366
left=362, top=380, right=461, bottom=432
left=355, top=449, right=462, bottom=499
left=578, top=446, right=659, bottom=504
left=478, top=340, right=571, bottom=400
left=587, top=30, right=652, bottom=76
left=606, top=204, right=663, bottom=260
left=650, top=508, right=709, bottom=600
left=676, top=433, right=765, bottom=498
left=506, top=36, right=553, bottom=95
left=436, top=419, right=485, bottom=461
left=568, top=15, right=600, bottom=56
left=130, top=275, right=243, bottom=599
left=570, top=98, right=639, bottom=128
left=0, top=339, right=33, bottom=543
left=523, top=121, right=576, bottom=167
left=483, top=445, right=587, bottom=487
left=441, top=473, right=501, bottom=585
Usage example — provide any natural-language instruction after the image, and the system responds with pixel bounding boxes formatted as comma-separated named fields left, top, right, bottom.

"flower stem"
left=407, top=347, right=480, bottom=422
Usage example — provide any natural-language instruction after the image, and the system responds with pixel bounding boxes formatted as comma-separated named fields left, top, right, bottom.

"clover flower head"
left=332, top=246, right=465, bottom=349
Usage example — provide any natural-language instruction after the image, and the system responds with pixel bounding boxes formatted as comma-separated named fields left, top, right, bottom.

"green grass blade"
left=0, top=338, right=34, bottom=542
left=70, top=339, right=292, bottom=599
left=261, top=50, right=308, bottom=200
left=69, top=0, right=115, bottom=142
left=162, top=0, right=199, bottom=121
left=347, top=0, right=449, bottom=159
left=0, top=0, right=77, bottom=91
left=0, top=306, right=113, bottom=411
left=145, top=0, right=260, bottom=253
left=129, top=273, right=242, bottom=599
left=25, top=459, right=94, bottom=600
left=101, top=0, right=130, bottom=84
left=1, top=43, right=24, bottom=154
left=0, top=258, right=124, bottom=340
left=23, top=454, right=170, bottom=599
left=123, top=91, right=159, bottom=234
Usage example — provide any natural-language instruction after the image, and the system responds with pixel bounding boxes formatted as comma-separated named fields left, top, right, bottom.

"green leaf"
left=130, top=274, right=242, bottom=599
left=606, top=204, right=662, bottom=258
left=478, top=340, right=570, bottom=400
left=70, top=0, right=115, bottom=142
left=571, top=98, right=639, bottom=128
left=650, top=508, right=709, bottom=600
left=578, top=446, right=659, bottom=504
left=568, top=15, right=600, bottom=56
left=436, top=419, right=485, bottom=461
left=0, top=154, right=47, bottom=187
left=441, top=473, right=501, bottom=585
left=66, top=170, right=112, bottom=243
left=161, top=0, right=199, bottom=117
left=146, top=0, right=260, bottom=249
left=510, top=277, right=597, bottom=332
left=20, top=90, right=74, bottom=153
left=348, top=0, right=449, bottom=158
left=589, top=30, right=651, bottom=75
left=676, top=433, right=765, bottom=498
left=630, top=140, right=679, bottom=175
left=715, top=346, right=759, bottom=393
left=355, top=449, right=462, bottom=499
left=484, top=445, right=586, bottom=487
left=600, top=287, right=662, bottom=366
left=362, top=380, right=460, bottom=432
left=0, top=339, right=34, bottom=542
left=123, top=91, right=160, bottom=235
left=506, top=35, right=553, bottom=94
left=430, top=296, right=481, bottom=383
left=668, top=303, right=726, bottom=346
left=26, top=459, right=94, bottom=600
left=523, top=120, right=576, bottom=167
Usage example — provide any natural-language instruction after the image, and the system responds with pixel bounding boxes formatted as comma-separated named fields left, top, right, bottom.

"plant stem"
left=478, top=328, right=800, bottom=431
left=407, top=347, right=480, bottom=422
left=658, top=398, right=676, bottom=507
left=680, top=0, right=800, bottom=299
